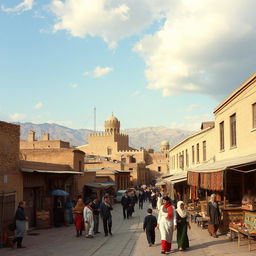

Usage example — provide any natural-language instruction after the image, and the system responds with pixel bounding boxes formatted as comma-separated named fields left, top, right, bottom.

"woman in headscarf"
left=207, top=194, right=221, bottom=238
left=73, top=198, right=85, bottom=237
left=157, top=196, right=177, bottom=254
left=176, top=201, right=191, bottom=251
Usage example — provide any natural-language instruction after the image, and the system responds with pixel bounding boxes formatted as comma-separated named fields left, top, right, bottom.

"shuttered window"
left=230, top=114, right=237, bottom=147
left=203, top=141, right=206, bottom=161
left=253, top=103, right=256, bottom=129
left=220, top=121, right=225, bottom=150
left=192, top=145, right=195, bottom=164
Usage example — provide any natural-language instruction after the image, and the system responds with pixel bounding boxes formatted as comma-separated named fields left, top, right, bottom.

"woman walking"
left=83, top=200, right=94, bottom=238
left=12, top=201, right=27, bottom=249
left=207, top=194, right=221, bottom=238
left=176, top=201, right=190, bottom=251
left=158, top=196, right=177, bottom=254
left=73, top=198, right=85, bottom=237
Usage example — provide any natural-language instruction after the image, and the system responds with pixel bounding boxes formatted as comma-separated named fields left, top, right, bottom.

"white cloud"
left=70, top=83, right=78, bottom=88
left=1, top=0, right=34, bottom=14
left=34, top=102, right=43, bottom=109
left=83, top=72, right=90, bottom=77
left=134, top=0, right=256, bottom=98
left=93, top=66, right=113, bottom=78
left=10, top=113, right=26, bottom=121
left=49, top=0, right=171, bottom=48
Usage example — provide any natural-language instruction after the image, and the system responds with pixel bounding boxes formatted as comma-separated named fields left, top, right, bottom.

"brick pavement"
left=1, top=202, right=256, bottom=256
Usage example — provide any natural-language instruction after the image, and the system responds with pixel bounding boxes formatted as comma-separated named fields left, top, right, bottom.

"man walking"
left=121, top=191, right=131, bottom=219
left=91, top=197, right=100, bottom=234
left=100, top=195, right=113, bottom=236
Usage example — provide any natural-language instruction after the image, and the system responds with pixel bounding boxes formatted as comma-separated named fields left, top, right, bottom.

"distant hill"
left=16, top=122, right=195, bottom=151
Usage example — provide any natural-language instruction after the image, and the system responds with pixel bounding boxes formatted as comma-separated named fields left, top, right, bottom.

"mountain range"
left=16, top=122, right=195, bottom=151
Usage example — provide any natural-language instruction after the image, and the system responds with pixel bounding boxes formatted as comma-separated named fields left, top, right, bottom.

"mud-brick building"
left=0, top=121, right=23, bottom=235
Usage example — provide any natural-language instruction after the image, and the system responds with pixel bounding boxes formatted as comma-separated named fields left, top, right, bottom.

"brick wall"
left=0, top=121, right=23, bottom=204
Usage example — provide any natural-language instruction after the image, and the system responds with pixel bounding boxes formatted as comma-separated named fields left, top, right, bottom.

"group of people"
left=73, top=195, right=113, bottom=238
left=143, top=196, right=190, bottom=254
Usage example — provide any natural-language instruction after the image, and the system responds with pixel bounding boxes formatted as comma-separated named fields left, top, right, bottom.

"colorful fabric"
left=161, top=240, right=172, bottom=252
left=187, top=172, right=199, bottom=186
left=163, top=203, right=173, bottom=220
left=200, top=172, right=224, bottom=191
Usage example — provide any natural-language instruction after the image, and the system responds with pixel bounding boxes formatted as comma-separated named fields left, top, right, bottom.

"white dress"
left=83, top=206, right=94, bottom=236
left=157, top=197, right=163, bottom=211
left=158, top=205, right=177, bottom=243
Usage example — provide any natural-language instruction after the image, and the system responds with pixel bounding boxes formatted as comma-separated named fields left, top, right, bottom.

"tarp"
left=163, top=171, right=188, bottom=183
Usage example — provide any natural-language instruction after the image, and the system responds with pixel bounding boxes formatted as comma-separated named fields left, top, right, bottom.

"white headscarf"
left=176, top=201, right=187, bottom=218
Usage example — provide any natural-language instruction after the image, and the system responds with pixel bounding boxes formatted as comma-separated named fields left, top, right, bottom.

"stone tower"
left=104, top=115, right=120, bottom=134
left=160, top=140, right=170, bottom=152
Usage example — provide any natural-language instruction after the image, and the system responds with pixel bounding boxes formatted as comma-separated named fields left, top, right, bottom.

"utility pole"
left=94, top=107, right=96, bottom=132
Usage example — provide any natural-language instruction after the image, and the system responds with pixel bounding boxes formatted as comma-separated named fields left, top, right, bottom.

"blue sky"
left=0, top=0, right=255, bottom=131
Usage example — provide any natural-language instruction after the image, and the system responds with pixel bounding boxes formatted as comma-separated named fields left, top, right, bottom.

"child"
left=143, top=208, right=157, bottom=247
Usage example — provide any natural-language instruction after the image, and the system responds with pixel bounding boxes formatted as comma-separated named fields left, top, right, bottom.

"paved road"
left=1, top=202, right=255, bottom=255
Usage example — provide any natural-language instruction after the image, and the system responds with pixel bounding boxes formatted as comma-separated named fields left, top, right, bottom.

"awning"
left=85, top=182, right=116, bottom=189
left=155, top=180, right=167, bottom=186
left=188, top=153, right=256, bottom=173
left=163, top=171, right=188, bottom=184
left=21, top=168, right=82, bottom=175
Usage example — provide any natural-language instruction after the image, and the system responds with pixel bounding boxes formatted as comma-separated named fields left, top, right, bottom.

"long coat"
left=207, top=202, right=220, bottom=225
left=158, top=205, right=177, bottom=243
left=83, top=206, right=94, bottom=235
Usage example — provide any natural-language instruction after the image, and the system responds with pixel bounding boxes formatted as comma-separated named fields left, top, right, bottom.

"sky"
left=0, top=0, right=256, bottom=131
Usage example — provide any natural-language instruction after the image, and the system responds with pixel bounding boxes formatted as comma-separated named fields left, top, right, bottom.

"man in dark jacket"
left=100, top=196, right=113, bottom=236
left=91, top=197, right=100, bottom=234
left=121, top=191, right=131, bottom=219
left=143, top=208, right=157, bottom=246
left=12, top=201, right=27, bottom=248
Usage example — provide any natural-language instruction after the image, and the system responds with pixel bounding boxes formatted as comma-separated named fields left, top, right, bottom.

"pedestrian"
left=151, top=191, right=157, bottom=209
left=138, top=190, right=144, bottom=209
left=73, top=198, right=85, bottom=237
left=176, top=201, right=190, bottom=251
left=54, top=196, right=63, bottom=227
left=100, top=195, right=113, bottom=236
left=157, top=192, right=163, bottom=211
left=207, top=194, right=221, bottom=238
left=158, top=196, right=177, bottom=254
left=143, top=208, right=157, bottom=247
left=121, top=191, right=131, bottom=219
left=65, top=198, right=74, bottom=225
left=83, top=200, right=94, bottom=238
left=12, top=201, right=27, bottom=249
left=91, top=197, right=101, bottom=234
left=129, top=192, right=136, bottom=217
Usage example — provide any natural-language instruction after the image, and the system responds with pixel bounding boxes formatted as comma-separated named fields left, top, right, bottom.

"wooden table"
left=229, top=226, right=239, bottom=241
left=237, top=229, right=256, bottom=252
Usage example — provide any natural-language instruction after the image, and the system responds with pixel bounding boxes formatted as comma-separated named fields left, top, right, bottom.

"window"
left=79, top=161, right=82, bottom=171
left=158, top=166, right=161, bottom=172
left=179, top=152, right=184, bottom=169
left=203, top=141, right=206, bottom=161
left=192, top=145, right=195, bottom=164
left=230, top=114, right=237, bottom=147
left=196, top=143, right=200, bottom=163
left=220, top=121, right=225, bottom=151
left=130, top=156, right=136, bottom=163
left=176, top=154, right=178, bottom=168
left=186, top=149, right=189, bottom=167
left=253, top=103, right=256, bottom=129
left=107, top=147, right=112, bottom=155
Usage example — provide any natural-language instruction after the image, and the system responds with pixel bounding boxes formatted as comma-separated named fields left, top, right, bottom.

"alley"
left=1, top=202, right=256, bottom=256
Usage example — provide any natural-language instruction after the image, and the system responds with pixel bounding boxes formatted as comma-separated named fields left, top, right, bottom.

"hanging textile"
left=187, top=172, right=199, bottom=187
left=200, top=171, right=224, bottom=191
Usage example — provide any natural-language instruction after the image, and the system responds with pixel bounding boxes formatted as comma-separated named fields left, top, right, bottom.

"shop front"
left=187, top=154, right=256, bottom=234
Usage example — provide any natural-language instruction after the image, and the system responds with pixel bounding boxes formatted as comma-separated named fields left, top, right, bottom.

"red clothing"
left=161, top=240, right=172, bottom=252
left=74, top=214, right=84, bottom=231
left=163, top=203, right=173, bottom=220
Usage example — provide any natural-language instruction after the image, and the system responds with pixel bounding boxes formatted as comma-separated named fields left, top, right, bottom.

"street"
left=1, top=202, right=255, bottom=256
